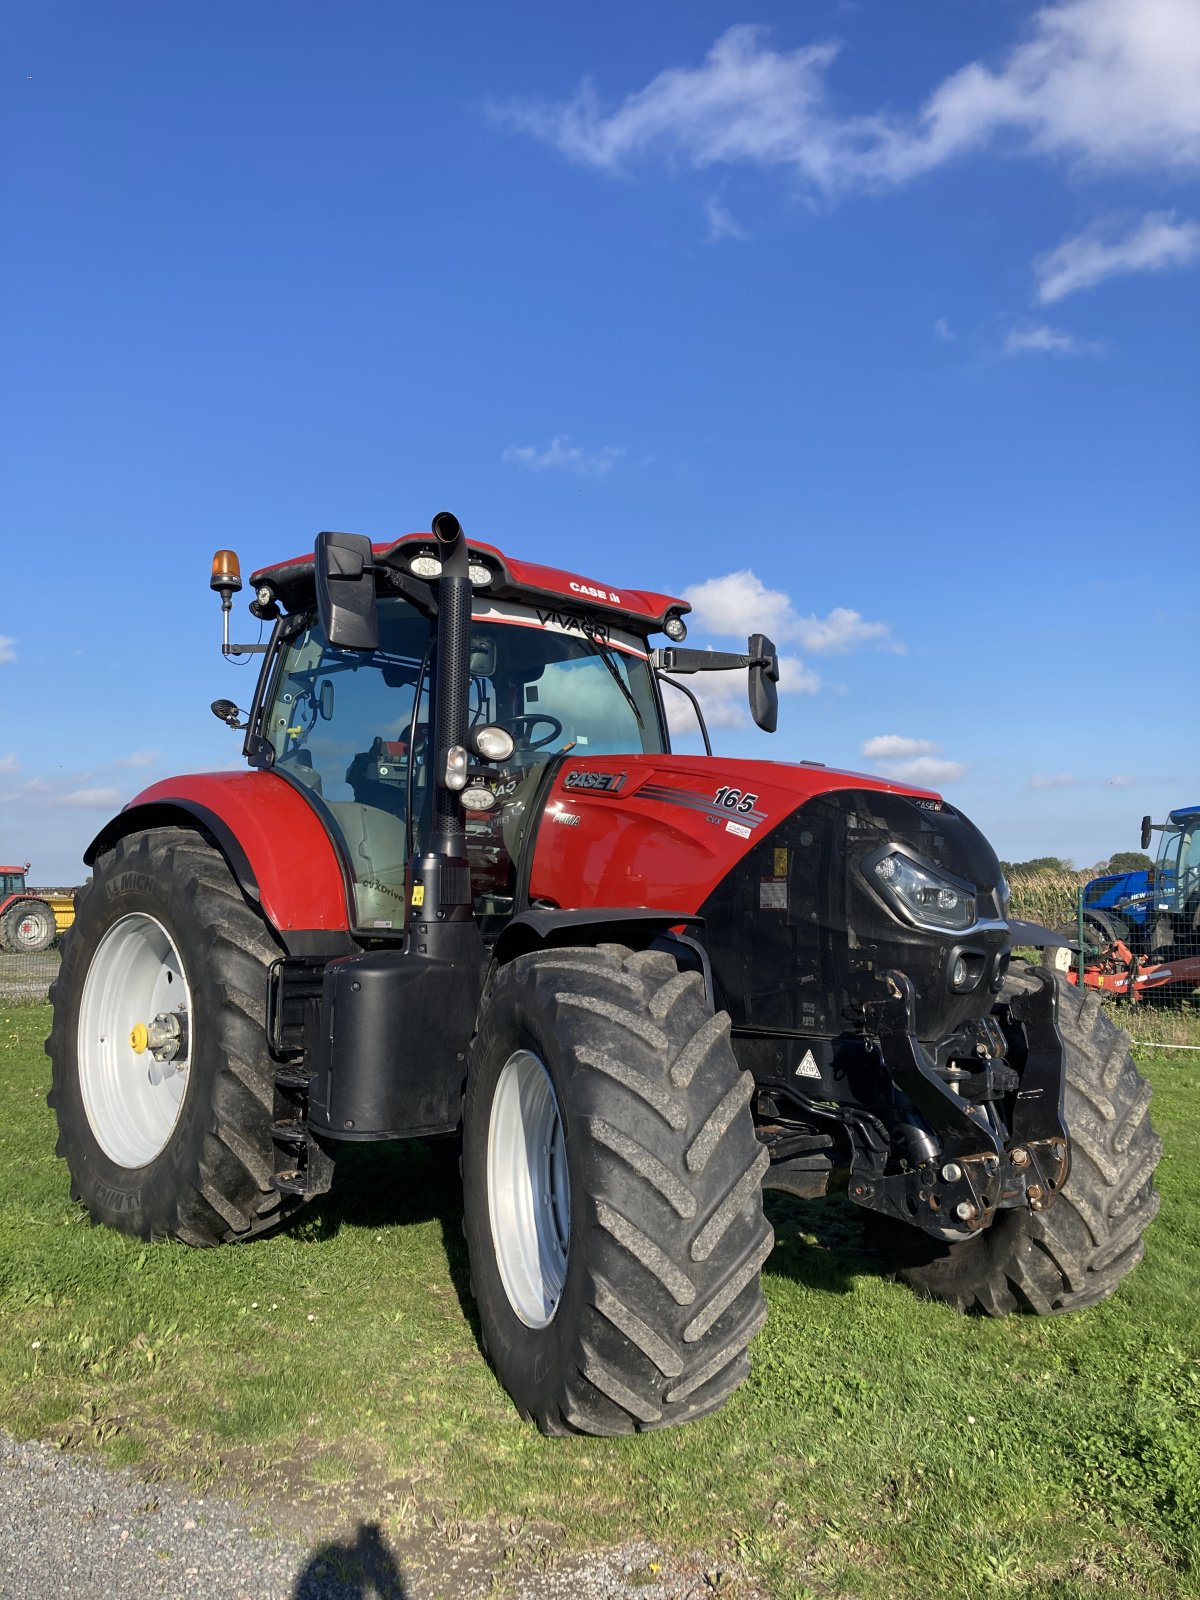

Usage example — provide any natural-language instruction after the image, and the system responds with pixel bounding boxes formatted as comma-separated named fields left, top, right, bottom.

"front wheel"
left=462, top=945, right=773, bottom=1435
left=870, top=966, right=1162, bottom=1315
left=47, top=826, right=320, bottom=1244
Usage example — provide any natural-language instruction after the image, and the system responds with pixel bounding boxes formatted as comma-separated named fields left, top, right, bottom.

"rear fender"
left=84, top=772, right=355, bottom=948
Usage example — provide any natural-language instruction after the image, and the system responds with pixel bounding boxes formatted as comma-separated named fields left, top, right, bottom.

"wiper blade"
left=583, top=637, right=644, bottom=728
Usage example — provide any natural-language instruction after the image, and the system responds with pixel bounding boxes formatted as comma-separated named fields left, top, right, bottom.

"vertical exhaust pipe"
left=408, top=511, right=475, bottom=926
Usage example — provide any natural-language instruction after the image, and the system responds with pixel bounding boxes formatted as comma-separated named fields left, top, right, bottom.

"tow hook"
left=129, top=1012, right=188, bottom=1065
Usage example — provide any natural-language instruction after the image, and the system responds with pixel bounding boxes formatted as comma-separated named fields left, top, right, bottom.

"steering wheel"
left=504, top=714, right=563, bottom=752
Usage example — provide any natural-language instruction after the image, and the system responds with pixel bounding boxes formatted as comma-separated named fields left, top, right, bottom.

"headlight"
left=867, top=849, right=978, bottom=933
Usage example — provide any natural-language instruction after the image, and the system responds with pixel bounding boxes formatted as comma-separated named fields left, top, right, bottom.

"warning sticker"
left=411, top=884, right=425, bottom=907
left=759, top=880, right=787, bottom=910
left=795, top=1049, right=821, bottom=1079
left=773, top=847, right=789, bottom=878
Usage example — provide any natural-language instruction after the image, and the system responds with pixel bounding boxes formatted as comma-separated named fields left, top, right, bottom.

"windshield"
left=465, top=605, right=664, bottom=761
left=461, top=604, right=665, bottom=924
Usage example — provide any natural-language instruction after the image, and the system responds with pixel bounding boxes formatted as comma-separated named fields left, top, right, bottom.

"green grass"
left=2, top=1002, right=1199, bottom=1599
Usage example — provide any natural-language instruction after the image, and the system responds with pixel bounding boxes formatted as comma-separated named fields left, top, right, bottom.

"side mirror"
left=747, top=633, right=779, bottom=734
left=1140, top=815, right=1152, bottom=850
left=316, top=531, right=379, bottom=650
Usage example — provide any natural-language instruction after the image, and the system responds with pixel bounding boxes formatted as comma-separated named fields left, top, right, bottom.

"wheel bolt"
left=941, top=1162, right=962, bottom=1183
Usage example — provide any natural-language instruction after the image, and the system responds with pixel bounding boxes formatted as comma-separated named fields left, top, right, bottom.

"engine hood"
left=526, top=754, right=1008, bottom=1043
left=527, top=753, right=942, bottom=914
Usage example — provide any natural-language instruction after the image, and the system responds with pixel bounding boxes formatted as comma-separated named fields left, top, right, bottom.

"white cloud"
left=861, top=735, right=967, bottom=787
left=1029, top=772, right=1080, bottom=789
left=704, top=194, right=749, bottom=242
left=1004, top=322, right=1097, bottom=356
left=1035, top=211, right=1200, bottom=302
left=934, top=317, right=954, bottom=341
left=683, top=570, right=793, bottom=639
left=778, top=655, right=821, bottom=695
left=883, top=755, right=968, bottom=786
left=58, top=787, right=123, bottom=809
left=115, top=749, right=161, bottom=769
left=0, top=637, right=15, bottom=664
left=493, top=2, right=1200, bottom=193
left=682, top=570, right=897, bottom=653
left=863, top=734, right=937, bottom=759
left=1107, top=773, right=1138, bottom=787
left=502, top=436, right=625, bottom=476
left=793, top=606, right=894, bottom=653
left=0, top=753, right=17, bottom=774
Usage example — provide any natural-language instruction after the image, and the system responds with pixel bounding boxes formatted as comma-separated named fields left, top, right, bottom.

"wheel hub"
left=129, top=1011, right=187, bottom=1064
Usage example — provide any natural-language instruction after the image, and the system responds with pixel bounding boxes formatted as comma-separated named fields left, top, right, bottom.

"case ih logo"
left=564, top=770, right=628, bottom=794
left=569, top=581, right=621, bottom=604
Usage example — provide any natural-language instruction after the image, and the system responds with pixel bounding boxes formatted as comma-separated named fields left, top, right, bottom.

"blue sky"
left=2, top=0, right=1197, bottom=884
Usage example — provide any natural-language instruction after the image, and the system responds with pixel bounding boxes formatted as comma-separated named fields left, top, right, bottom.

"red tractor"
left=0, top=862, right=59, bottom=953
left=47, top=517, right=1161, bottom=1436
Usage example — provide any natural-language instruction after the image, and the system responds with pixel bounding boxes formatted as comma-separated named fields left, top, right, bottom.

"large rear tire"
left=462, top=944, right=773, bottom=1435
left=47, top=826, right=316, bottom=1244
left=4, top=898, right=57, bottom=953
left=870, top=966, right=1161, bottom=1315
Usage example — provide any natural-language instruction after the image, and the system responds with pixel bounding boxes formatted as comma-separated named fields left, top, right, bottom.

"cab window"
left=460, top=619, right=664, bottom=923
left=263, top=598, right=432, bottom=932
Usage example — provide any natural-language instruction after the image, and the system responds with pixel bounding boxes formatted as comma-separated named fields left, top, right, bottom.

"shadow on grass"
left=763, top=1191, right=874, bottom=1297
left=296, top=1137, right=481, bottom=1338
left=301, top=1138, right=463, bottom=1237
left=297, top=1136, right=876, bottom=1315
left=293, top=1519, right=407, bottom=1598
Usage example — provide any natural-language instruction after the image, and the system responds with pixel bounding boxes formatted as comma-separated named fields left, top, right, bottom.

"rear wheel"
left=3, top=898, right=57, bottom=952
left=463, top=944, right=773, bottom=1435
left=47, top=826, right=318, bottom=1244
left=870, top=967, right=1162, bottom=1314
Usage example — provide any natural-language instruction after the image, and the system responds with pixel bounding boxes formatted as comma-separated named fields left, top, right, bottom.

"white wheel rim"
left=77, top=913, right=193, bottom=1168
left=487, top=1049, right=571, bottom=1328
left=13, top=907, right=51, bottom=947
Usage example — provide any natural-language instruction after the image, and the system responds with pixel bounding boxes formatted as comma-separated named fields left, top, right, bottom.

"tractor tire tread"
left=466, top=944, right=771, bottom=1436
left=47, top=825, right=314, bottom=1246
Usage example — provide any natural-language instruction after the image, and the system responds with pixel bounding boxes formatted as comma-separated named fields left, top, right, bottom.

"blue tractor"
left=1080, top=806, right=1200, bottom=968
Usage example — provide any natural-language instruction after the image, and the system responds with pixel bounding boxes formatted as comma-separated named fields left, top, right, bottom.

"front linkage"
left=849, top=967, right=1068, bottom=1239
left=757, top=967, right=1069, bottom=1244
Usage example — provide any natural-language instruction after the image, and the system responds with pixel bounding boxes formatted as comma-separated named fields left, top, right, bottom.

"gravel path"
left=0, top=1432, right=760, bottom=1599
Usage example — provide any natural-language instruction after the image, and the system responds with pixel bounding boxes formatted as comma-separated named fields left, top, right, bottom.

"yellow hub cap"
left=129, top=1022, right=149, bottom=1054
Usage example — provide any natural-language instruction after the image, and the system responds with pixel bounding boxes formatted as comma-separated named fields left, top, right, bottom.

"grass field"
left=2, top=1000, right=1198, bottom=1599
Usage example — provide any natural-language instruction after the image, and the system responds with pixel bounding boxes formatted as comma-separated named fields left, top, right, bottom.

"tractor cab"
left=1146, top=806, right=1200, bottom=947
left=0, top=865, right=28, bottom=897
left=256, top=588, right=666, bottom=930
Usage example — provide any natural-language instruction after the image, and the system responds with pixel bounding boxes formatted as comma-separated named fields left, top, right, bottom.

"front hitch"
left=844, top=969, right=1069, bottom=1241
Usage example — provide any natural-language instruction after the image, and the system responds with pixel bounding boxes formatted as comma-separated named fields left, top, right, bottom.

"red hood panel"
left=528, top=755, right=940, bottom=916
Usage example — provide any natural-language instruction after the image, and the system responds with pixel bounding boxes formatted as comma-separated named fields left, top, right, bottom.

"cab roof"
left=251, top=532, right=689, bottom=636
